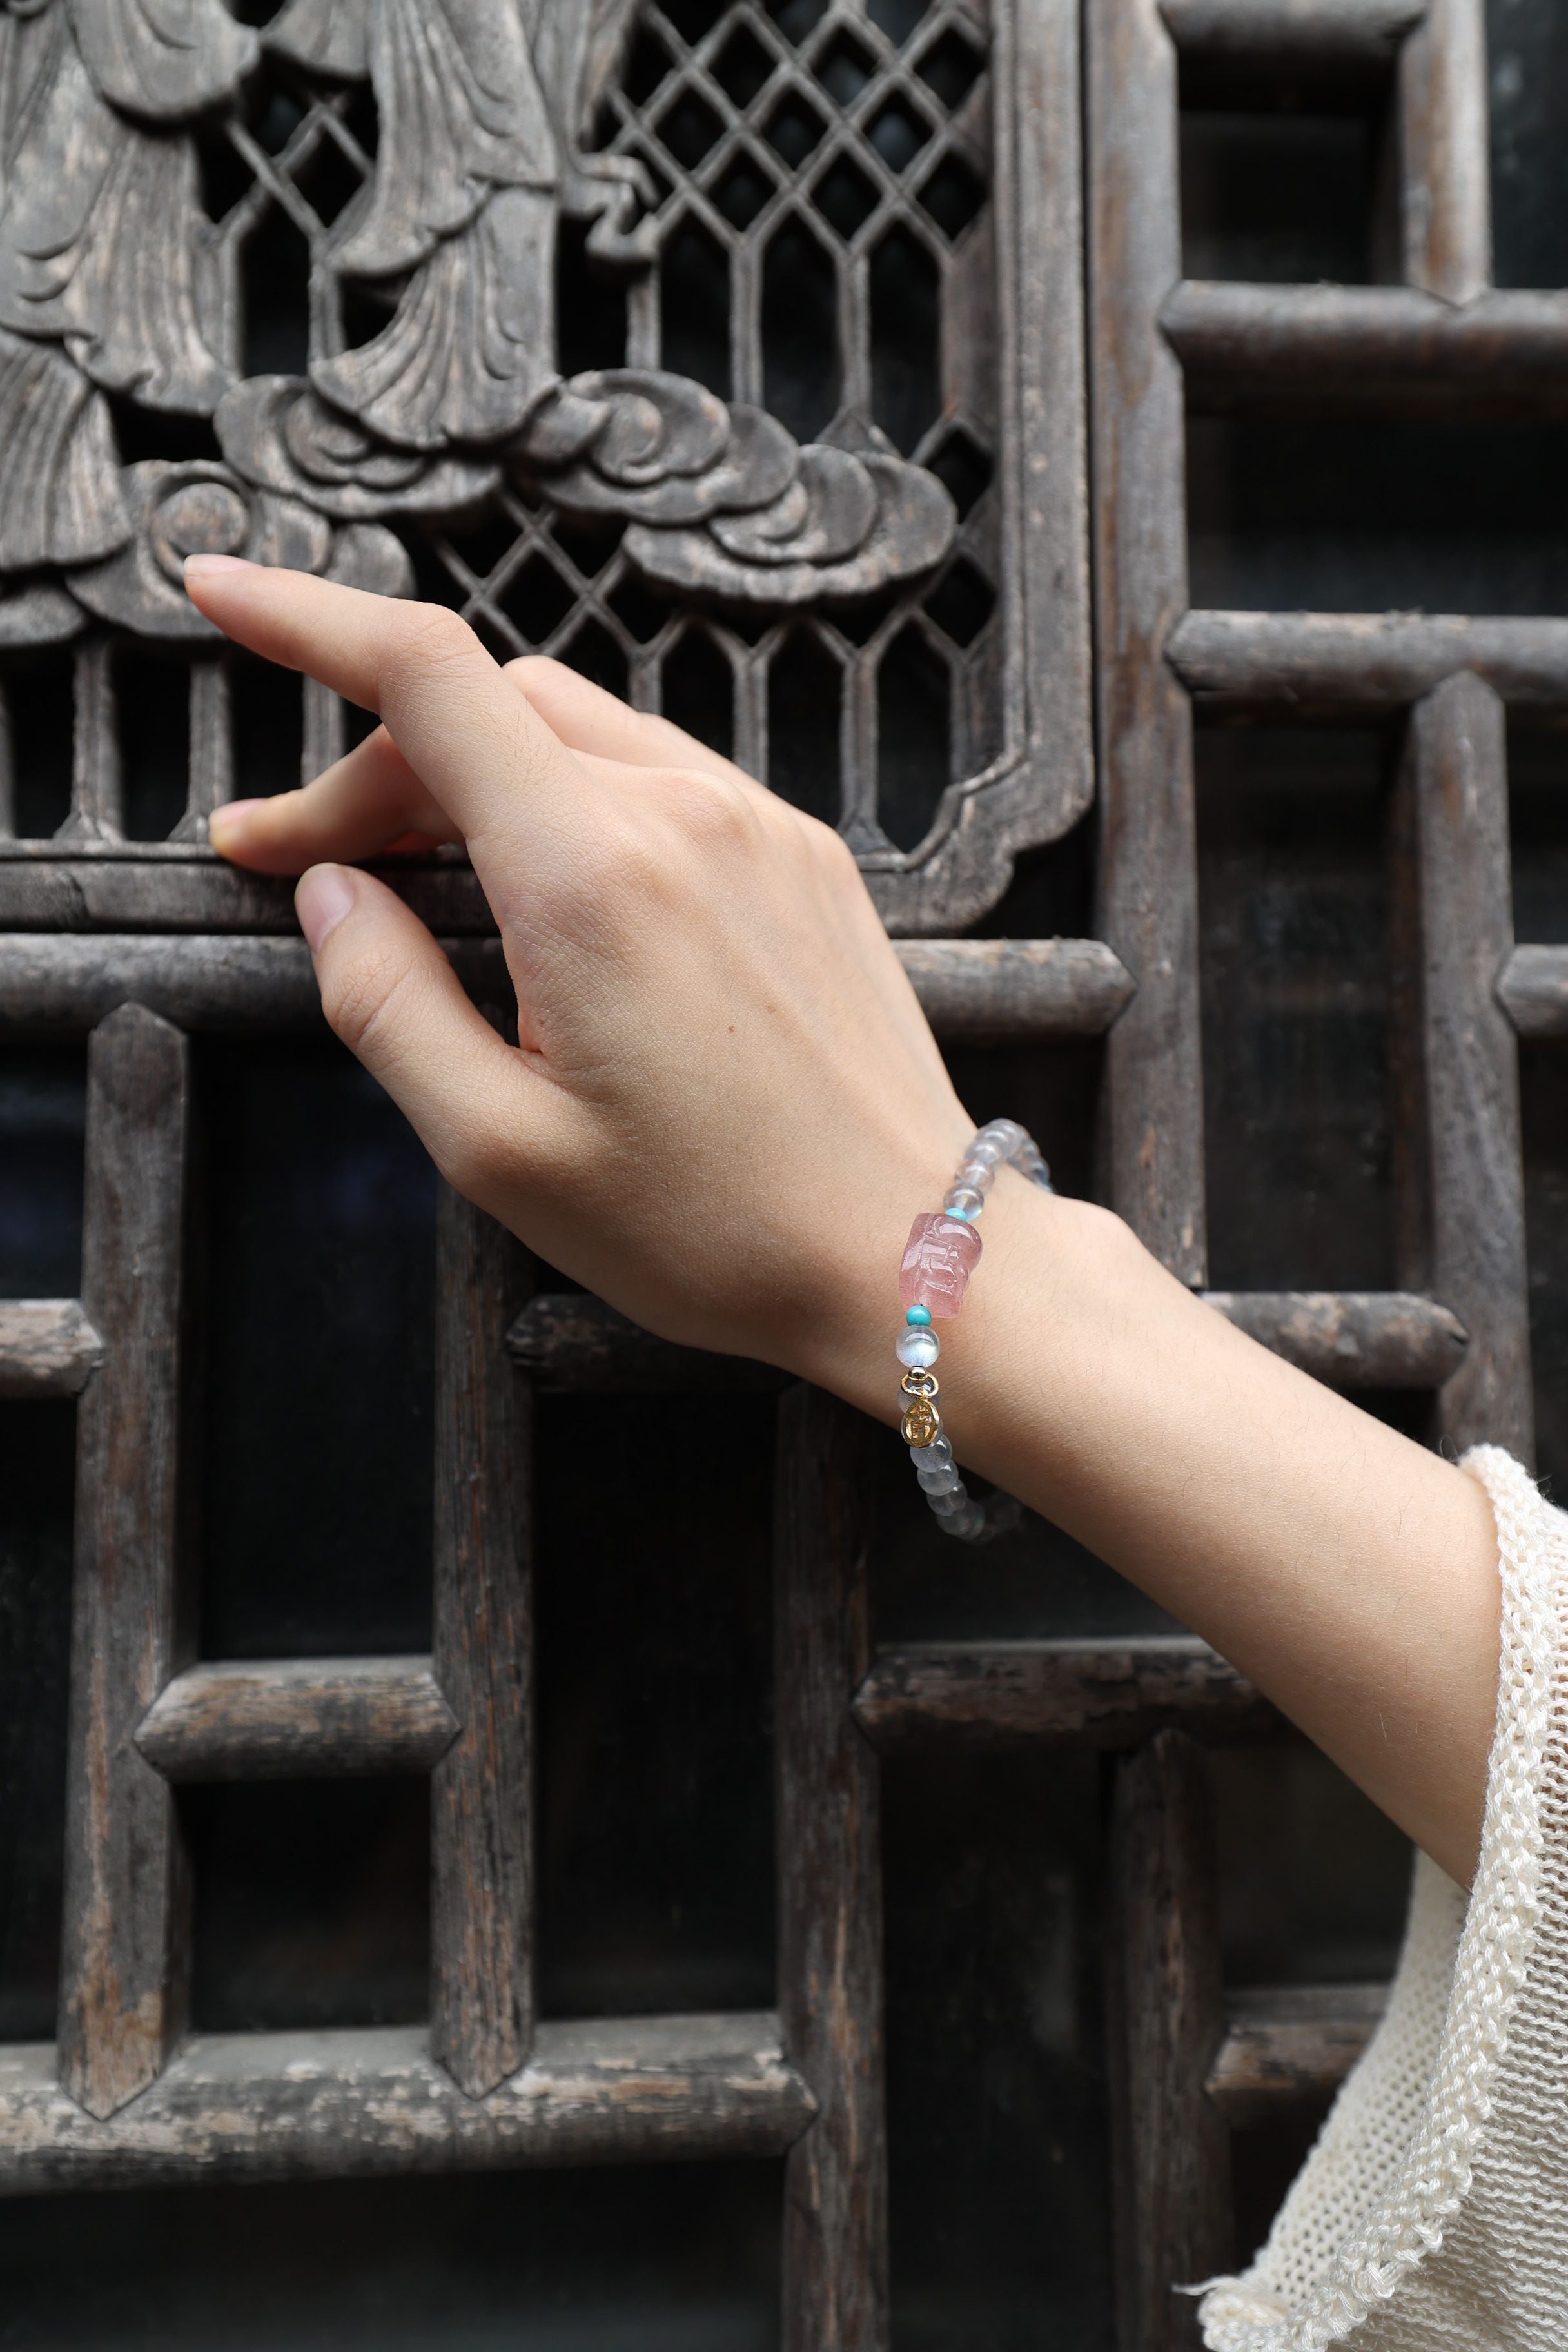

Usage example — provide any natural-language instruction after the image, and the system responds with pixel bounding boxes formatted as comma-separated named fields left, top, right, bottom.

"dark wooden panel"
left=1202, top=1290, right=1467, bottom=1387
left=1106, top=1733, right=1233, bottom=2352
left=1206, top=1983, right=1387, bottom=2128
left=430, top=1187, right=535, bottom=2100
left=1169, top=609, right=1568, bottom=714
left=0, top=1300, right=102, bottom=1400
left=776, top=1386, right=888, bottom=2352
left=1090, top=0, right=1206, bottom=1281
left=854, top=1639, right=1283, bottom=1754
left=1393, top=674, right=1533, bottom=1457
left=134, top=1659, right=458, bottom=1783
left=57, top=1004, right=190, bottom=2120
left=0, top=2015, right=813, bottom=2193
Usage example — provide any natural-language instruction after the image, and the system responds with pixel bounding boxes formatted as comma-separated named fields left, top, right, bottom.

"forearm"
left=813, top=1168, right=1501, bottom=1886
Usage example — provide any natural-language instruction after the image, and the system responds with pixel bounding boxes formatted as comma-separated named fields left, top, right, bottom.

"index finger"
left=183, top=555, right=586, bottom=852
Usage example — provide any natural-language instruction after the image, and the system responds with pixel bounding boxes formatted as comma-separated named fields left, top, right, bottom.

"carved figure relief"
left=0, top=0, right=1090, bottom=928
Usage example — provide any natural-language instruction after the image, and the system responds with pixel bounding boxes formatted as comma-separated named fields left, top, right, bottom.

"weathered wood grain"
left=852, top=1639, right=1283, bottom=1754
left=1391, top=674, right=1532, bottom=1459
left=1206, top=1984, right=1387, bottom=2128
left=1160, top=0, right=1422, bottom=58
left=776, top=1386, right=888, bottom=2352
left=133, top=1659, right=458, bottom=1783
left=1500, top=945, right=1568, bottom=1038
left=0, top=2015, right=814, bottom=2193
left=0, top=857, right=493, bottom=937
left=1168, top=608, right=1568, bottom=714
left=1089, top=0, right=1206, bottom=1282
left=1203, top=1289, right=1467, bottom=1388
left=1398, top=0, right=1491, bottom=302
left=431, top=1186, right=535, bottom=2100
left=894, top=937, right=1134, bottom=1038
left=0, top=1300, right=104, bottom=1399
left=1164, top=285, right=1568, bottom=418
left=507, top=1293, right=787, bottom=1395
left=1106, top=1733, right=1233, bottom=2352
left=57, top=1004, right=191, bottom=2121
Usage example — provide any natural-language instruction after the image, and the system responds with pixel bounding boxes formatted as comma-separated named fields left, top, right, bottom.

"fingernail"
left=184, top=553, right=255, bottom=581
left=296, top=865, right=357, bottom=952
left=208, top=798, right=266, bottom=846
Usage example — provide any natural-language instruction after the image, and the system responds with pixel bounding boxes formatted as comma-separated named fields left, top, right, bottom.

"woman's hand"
left=189, top=555, right=974, bottom=1388
left=190, top=555, right=1505, bottom=1887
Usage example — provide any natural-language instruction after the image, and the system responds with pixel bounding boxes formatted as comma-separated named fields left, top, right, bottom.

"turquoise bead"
left=905, top=1304, right=932, bottom=1327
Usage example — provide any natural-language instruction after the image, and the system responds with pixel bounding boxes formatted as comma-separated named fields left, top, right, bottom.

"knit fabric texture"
left=1197, top=1446, right=1568, bottom=2350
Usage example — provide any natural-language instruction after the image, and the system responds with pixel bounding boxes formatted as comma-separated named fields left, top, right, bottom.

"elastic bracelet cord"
left=896, top=1119, right=1052, bottom=1543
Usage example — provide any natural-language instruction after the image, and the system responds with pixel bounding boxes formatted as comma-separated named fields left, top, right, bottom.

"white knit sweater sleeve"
left=1198, top=1446, right=1568, bottom=2352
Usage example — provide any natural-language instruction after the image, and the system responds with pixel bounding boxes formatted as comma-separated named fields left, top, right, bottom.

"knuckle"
left=502, top=653, right=569, bottom=700
left=660, top=767, right=758, bottom=852
left=397, top=600, right=479, bottom=675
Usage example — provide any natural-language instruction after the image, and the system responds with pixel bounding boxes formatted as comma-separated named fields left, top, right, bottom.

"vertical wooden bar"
left=301, top=677, right=346, bottom=785
left=775, top=1384, right=888, bottom=2352
left=1399, top=0, right=1492, bottom=302
left=429, top=1182, right=535, bottom=2097
left=1106, top=1734, right=1233, bottom=2352
left=173, top=656, right=235, bottom=842
left=1087, top=0, right=1206, bottom=1284
left=58, top=1004, right=191, bottom=2119
left=57, top=640, right=122, bottom=843
left=0, top=676, right=14, bottom=838
left=1392, top=672, right=1532, bottom=1460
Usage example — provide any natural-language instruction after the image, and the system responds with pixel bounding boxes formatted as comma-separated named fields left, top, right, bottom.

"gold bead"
left=901, top=1395, right=940, bottom=1448
left=900, top=1367, right=939, bottom=1397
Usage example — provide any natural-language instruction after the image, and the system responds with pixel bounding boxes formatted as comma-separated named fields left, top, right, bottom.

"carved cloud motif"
left=0, top=0, right=956, bottom=647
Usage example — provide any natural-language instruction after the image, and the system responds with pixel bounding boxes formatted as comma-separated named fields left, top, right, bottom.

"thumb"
left=296, top=864, right=553, bottom=1209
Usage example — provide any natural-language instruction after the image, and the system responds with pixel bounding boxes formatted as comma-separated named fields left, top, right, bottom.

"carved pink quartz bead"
left=899, top=1211, right=983, bottom=1318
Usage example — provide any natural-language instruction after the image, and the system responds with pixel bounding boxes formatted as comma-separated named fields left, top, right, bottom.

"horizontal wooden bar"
left=1498, top=946, right=1568, bottom=1040
left=892, top=937, right=1134, bottom=1038
left=0, top=1300, right=103, bottom=1399
left=508, top=1293, right=788, bottom=1394
left=1169, top=608, right=1568, bottom=716
left=1161, top=0, right=1422, bottom=61
left=133, top=1659, right=460, bottom=1783
left=1163, top=282, right=1568, bottom=417
left=1203, top=1289, right=1467, bottom=1387
left=0, top=934, right=1133, bottom=1041
left=1206, top=1983, right=1387, bottom=2127
left=852, top=1639, right=1284, bottom=1754
left=0, top=856, right=493, bottom=937
left=0, top=2013, right=813, bottom=2193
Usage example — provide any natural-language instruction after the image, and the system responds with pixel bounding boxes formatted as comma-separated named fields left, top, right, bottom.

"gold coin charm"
left=901, top=1395, right=940, bottom=1448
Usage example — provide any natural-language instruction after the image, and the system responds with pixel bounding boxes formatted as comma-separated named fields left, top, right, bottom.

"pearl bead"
left=927, top=1485, right=970, bottom=1516
left=910, top=1436, right=954, bottom=1471
left=944, top=1184, right=985, bottom=1219
left=918, top=1461, right=962, bottom=1493
left=896, top=1324, right=939, bottom=1369
left=905, top=1304, right=933, bottom=1327
left=937, top=1500, right=985, bottom=1540
left=957, top=1159, right=995, bottom=1194
left=966, top=1136, right=1005, bottom=1168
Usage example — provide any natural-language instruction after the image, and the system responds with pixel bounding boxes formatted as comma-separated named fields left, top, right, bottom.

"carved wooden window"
left=3, top=0, right=1568, bottom=2344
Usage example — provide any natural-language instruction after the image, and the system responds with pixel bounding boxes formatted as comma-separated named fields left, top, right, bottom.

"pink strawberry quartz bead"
left=900, top=1211, right=983, bottom=1318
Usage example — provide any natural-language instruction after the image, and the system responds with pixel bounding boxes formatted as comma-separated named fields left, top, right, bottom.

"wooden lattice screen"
left=0, top=0, right=1563, bottom=2343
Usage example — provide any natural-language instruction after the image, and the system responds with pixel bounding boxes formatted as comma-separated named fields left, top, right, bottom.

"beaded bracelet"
left=896, top=1119, right=1052, bottom=1542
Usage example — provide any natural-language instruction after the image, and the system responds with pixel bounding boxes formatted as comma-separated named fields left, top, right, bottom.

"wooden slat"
left=776, top=1386, right=888, bottom=2352
left=133, top=1659, right=458, bottom=1783
left=893, top=937, right=1134, bottom=1039
left=0, top=856, right=491, bottom=937
left=508, top=1293, right=787, bottom=1395
left=1206, top=1984, right=1387, bottom=2128
left=1398, top=0, right=1490, bottom=303
left=1498, top=945, right=1568, bottom=1039
left=1089, top=0, right=1206, bottom=1284
left=1162, top=285, right=1568, bottom=417
left=1160, top=0, right=1423, bottom=59
left=1203, top=1289, right=1467, bottom=1388
left=1107, top=1733, right=1233, bottom=2352
left=1168, top=608, right=1568, bottom=714
left=853, top=1639, right=1282, bottom=1754
left=430, top=1187, right=535, bottom=2100
left=58, top=1004, right=190, bottom=2121
left=0, top=2014, right=813, bottom=2193
left=0, top=1300, right=103, bottom=1399
left=0, top=933, right=1133, bottom=1043
left=1392, top=674, right=1533, bottom=1458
